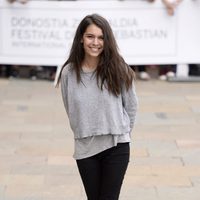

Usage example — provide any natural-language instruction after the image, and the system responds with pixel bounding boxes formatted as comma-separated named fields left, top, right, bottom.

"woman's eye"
left=87, top=35, right=93, bottom=38
left=85, top=35, right=104, bottom=40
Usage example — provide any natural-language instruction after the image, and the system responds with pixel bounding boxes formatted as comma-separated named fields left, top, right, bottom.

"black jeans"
left=76, top=143, right=130, bottom=200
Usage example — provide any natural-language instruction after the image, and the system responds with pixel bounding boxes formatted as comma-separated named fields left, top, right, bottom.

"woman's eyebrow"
left=84, top=33, right=103, bottom=37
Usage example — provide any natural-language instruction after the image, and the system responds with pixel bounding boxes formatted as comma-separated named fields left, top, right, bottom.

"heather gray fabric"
left=61, top=64, right=138, bottom=139
left=73, top=133, right=131, bottom=160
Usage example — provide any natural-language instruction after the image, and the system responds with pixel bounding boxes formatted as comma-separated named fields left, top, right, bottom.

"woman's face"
left=82, top=24, right=104, bottom=59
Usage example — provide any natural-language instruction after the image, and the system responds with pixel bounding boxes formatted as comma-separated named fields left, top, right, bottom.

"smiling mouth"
left=90, top=47, right=101, bottom=52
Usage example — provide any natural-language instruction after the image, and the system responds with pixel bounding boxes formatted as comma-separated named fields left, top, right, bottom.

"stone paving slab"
left=120, top=186, right=158, bottom=200
left=0, top=78, right=200, bottom=200
left=131, top=157, right=183, bottom=166
left=156, top=186, right=200, bottom=200
left=125, top=175, right=191, bottom=187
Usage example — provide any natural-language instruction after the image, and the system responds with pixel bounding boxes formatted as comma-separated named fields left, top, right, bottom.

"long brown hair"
left=56, top=14, right=135, bottom=96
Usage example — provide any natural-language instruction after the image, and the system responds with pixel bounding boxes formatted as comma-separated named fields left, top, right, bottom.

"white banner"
left=0, top=0, right=200, bottom=66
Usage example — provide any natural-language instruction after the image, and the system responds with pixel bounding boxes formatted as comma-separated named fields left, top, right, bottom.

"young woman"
left=57, top=14, right=138, bottom=200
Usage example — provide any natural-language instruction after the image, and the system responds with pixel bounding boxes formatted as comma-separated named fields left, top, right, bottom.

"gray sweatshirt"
left=61, top=64, right=138, bottom=139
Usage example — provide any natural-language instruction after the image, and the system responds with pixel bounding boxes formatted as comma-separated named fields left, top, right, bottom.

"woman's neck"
left=82, top=57, right=99, bottom=70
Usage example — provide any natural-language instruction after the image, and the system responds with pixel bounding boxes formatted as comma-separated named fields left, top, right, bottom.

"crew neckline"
left=81, top=67, right=96, bottom=74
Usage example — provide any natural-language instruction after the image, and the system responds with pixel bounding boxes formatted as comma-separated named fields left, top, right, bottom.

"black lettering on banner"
left=113, top=29, right=168, bottom=40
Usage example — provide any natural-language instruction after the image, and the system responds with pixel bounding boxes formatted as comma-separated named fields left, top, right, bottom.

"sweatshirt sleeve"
left=121, top=81, right=138, bottom=132
left=61, top=66, right=69, bottom=115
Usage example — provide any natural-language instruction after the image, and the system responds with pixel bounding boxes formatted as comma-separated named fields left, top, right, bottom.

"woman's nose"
left=93, top=37, right=99, bottom=45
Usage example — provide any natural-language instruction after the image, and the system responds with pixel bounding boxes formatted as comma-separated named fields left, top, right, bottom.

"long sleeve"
left=121, top=81, right=138, bottom=132
left=61, top=66, right=69, bottom=115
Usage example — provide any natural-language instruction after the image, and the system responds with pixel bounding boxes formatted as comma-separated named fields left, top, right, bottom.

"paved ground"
left=0, top=78, right=200, bottom=200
